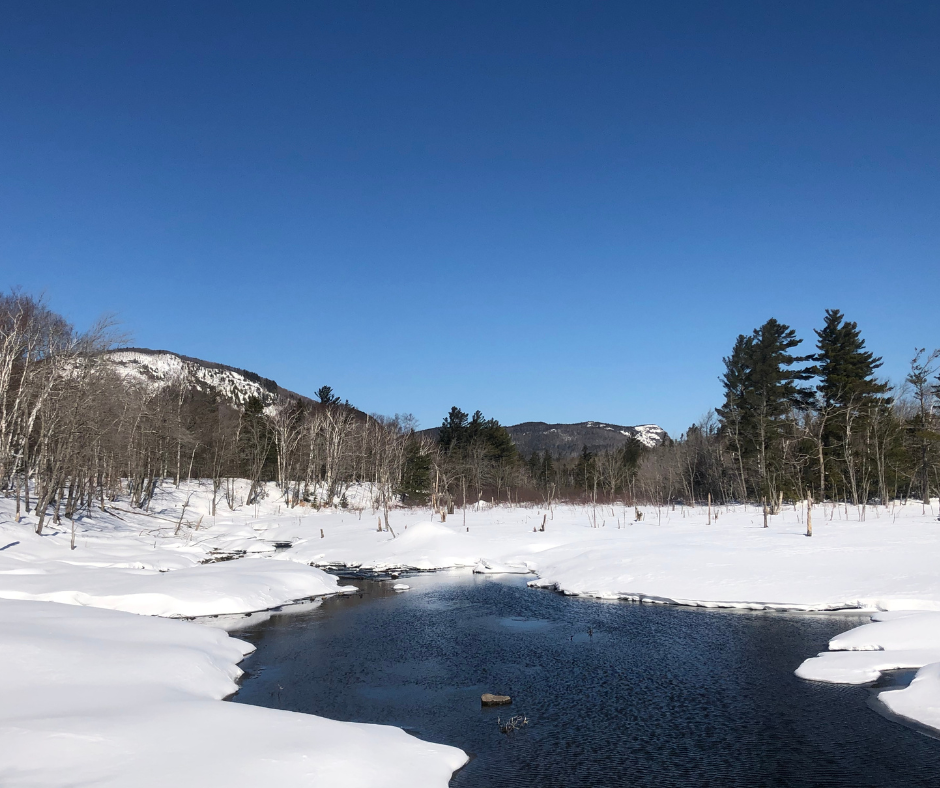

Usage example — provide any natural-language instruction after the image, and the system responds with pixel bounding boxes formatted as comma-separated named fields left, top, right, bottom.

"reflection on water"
left=231, top=571, right=940, bottom=787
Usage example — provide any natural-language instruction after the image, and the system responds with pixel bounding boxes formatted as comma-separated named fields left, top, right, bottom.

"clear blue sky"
left=1, top=2, right=937, bottom=436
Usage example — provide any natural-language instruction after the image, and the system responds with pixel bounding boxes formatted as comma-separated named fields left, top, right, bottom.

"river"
left=230, top=571, right=940, bottom=787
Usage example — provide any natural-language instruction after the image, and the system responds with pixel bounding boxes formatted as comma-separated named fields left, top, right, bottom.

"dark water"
left=230, top=572, right=940, bottom=787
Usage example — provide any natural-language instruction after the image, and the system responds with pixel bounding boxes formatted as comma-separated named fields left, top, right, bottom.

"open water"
left=231, top=571, right=940, bottom=787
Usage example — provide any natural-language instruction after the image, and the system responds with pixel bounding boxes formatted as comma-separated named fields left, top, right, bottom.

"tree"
left=811, top=309, right=890, bottom=503
left=906, top=349, right=940, bottom=504
left=716, top=334, right=752, bottom=501
left=435, top=406, right=518, bottom=507
left=316, top=386, right=339, bottom=406
left=814, top=309, right=887, bottom=408
left=573, top=445, right=596, bottom=498
left=239, top=396, right=276, bottom=505
left=438, top=406, right=469, bottom=452
left=399, top=437, right=432, bottom=504
left=717, top=318, right=812, bottom=507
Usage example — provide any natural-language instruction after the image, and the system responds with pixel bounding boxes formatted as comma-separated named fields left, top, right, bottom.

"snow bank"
left=0, top=599, right=468, bottom=787
left=473, top=559, right=533, bottom=574
left=883, top=662, right=940, bottom=732
left=0, top=555, right=353, bottom=616
left=259, top=499, right=940, bottom=612
left=796, top=611, right=940, bottom=734
left=797, top=612, right=940, bottom=683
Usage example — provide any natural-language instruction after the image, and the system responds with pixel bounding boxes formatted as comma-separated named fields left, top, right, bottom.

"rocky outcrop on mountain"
left=102, top=348, right=304, bottom=408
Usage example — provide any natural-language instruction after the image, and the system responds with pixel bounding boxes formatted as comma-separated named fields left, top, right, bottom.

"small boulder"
left=481, top=693, right=512, bottom=706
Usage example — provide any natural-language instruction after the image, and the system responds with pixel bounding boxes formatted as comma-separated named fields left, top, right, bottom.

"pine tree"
left=398, top=439, right=432, bottom=504
left=812, top=309, right=889, bottom=503
left=315, top=386, right=339, bottom=406
left=436, top=406, right=518, bottom=504
left=716, top=334, right=753, bottom=500
left=717, top=319, right=811, bottom=505
left=574, top=445, right=596, bottom=497
left=438, top=406, right=469, bottom=452
left=814, top=309, right=887, bottom=408
left=906, top=349, right=940, bottom=504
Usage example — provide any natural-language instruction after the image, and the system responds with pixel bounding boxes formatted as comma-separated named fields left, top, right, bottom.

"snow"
left=0, top=599, right=468, bottom=787
left=3, top=481, right=940, bottom=764
left=5, top=488, right=938, bottom=614
left=255, top=497, right=940, bottom=613
left=392, top=582, right=410, bottom=591
left=580, top=421, right=665, bottom=447
left=104, top=349, right=279, bottom=408
left=0, top=554, right=352, bottom=617
left=796, top=610, right=940, bottom=732
left=473, top=559, right=533, bottom=574
left=885, top=662, right=940, bottom=732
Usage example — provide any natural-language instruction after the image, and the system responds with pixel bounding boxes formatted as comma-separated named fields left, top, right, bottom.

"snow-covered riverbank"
left=2, top=480, right=939, bottom=782
left=0, top=482, right=476, bottom=787
left=0, top=598, right=468, bottom=787
left=7, top=482, right=937, bottom=612
left=797, top=611, right=940, bottom=735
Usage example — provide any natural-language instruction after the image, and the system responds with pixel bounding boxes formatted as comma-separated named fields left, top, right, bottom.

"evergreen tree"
left=716, top=334, right=752, bottom=500
left=811, top=309, right=890, bottom=502
left=438, top=406, right=516, bottom=463
left=480, top=417, right=517, bottom=465
left=436, top=406, right=518, bottom=503
left=532, top=450, right=554, bottom=496
left=814, top=309, right=888, bottom=407
left=717, top=318, right=811, bottom=504
left=573, top=445, right=596, bottom=496
left=398, top=439, right=432, bottom=504
left=438, top=406, right=469, bottom=452
left=315, top=386, right=339, bottom=406
left=906, top=349, right=940, bottom=504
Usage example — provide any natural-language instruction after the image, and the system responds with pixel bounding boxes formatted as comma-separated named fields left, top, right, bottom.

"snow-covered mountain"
left=102, top=348, right=295, bottom=408
left=505, top=421, right=667, bottom=458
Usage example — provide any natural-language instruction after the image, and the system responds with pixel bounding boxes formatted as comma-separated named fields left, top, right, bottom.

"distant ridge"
left=504, top=421, right=667, bottom=458
left=420, top=419, right=667, bottom=458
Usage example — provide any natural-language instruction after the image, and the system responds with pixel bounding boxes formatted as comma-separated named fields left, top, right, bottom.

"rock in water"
left=481, top=693, right=512, bottom=706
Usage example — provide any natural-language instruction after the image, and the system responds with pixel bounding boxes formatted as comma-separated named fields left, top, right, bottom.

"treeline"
left=424, top=310, right=940, bottom=510
left=0, top=291, right=423, bottom=532
left=0, top=287, right=647, bottom=523
left=413, top=406, right=647, bottom=509
left=3, top=290, right=937, bottom=526
left=634, top=311, right=939, bottom=508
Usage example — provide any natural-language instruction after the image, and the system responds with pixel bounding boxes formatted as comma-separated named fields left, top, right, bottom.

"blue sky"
left=1, top=1, right=937, bottom=435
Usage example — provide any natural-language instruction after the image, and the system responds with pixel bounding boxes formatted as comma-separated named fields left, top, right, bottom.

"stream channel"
left=230, top=571, right=940, bottom=787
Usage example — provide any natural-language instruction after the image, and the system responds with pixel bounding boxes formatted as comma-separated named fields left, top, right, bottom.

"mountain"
left=420, top=419, right=667, bottom=457
left=102, top=352, right=668, bottom=458
left=102, top=348, right=307, bottom=408
left=504, top=421, right=667, bottom=458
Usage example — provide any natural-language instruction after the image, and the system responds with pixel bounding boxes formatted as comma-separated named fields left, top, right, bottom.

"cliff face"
left=102, top=348, right=303, bottom=408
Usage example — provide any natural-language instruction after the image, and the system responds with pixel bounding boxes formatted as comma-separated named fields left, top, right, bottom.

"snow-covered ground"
left=2, top=480, right=939, bottom=782
left=0, top=598, right=467, bottom=787
left=8, top=484, right=939, bottom=614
